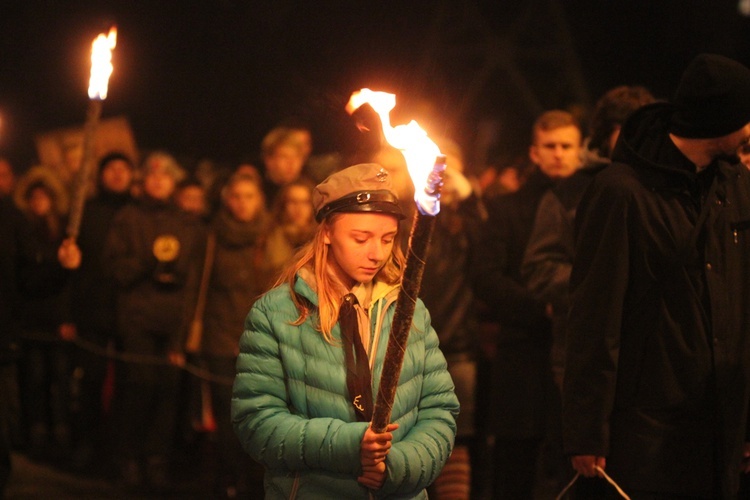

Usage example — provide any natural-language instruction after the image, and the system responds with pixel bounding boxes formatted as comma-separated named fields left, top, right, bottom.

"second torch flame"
left=346, top=88, right=443, bottom=215
left=88, top=27, right=117, bottom=100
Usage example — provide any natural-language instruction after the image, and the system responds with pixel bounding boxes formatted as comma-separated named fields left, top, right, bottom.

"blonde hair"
left=261, top=126, right=303, bottom=160
left=276, top=213, right=405, bottom=343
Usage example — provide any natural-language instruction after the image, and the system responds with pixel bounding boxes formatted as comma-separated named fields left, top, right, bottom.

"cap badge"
left=356, top=192, right=371, bottom=203
left=376, top=168, right=388, bottom=182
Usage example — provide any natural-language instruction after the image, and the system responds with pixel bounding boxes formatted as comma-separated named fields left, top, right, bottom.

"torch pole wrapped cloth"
left=66, top=98, right=102, bottom=239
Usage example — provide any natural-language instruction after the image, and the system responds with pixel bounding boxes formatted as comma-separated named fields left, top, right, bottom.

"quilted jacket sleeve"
left=231, top=296, right=369, bottom=476
left=378, top=303, right=460, bottom=497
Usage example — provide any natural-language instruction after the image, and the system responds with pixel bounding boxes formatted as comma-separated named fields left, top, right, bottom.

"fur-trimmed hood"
left=13, top=166, right=69, bottom=216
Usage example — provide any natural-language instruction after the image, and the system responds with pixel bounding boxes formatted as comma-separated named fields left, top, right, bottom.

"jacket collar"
left=294, top=267, right=399, bottom=313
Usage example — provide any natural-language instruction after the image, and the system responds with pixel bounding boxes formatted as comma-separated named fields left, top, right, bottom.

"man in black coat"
left=564, top=54, right=750, bottom=498
left=472, top=109, right=582, bottom=498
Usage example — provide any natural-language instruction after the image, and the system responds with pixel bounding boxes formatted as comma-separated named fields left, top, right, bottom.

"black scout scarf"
left=339, top=293, right=373, bottom=422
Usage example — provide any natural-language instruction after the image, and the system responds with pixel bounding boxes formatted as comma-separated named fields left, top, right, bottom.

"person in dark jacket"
left=14, top=167, right=76, bottom=457
left=522, top=85, right=656, bottom=325
left=59, top=152, right=135, bottom=470
left=471, top=110, right=582, bottom=499
left=184, top=171, right=269, bottom=497
left=105, top=151, right=203, bottom=490
left=520, top=86, right=655, bottom=493
left=563, top=54, right=750, bottom=499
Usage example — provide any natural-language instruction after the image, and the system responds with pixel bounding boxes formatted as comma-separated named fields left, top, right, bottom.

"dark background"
left=1, top=0, right=749, bottom=172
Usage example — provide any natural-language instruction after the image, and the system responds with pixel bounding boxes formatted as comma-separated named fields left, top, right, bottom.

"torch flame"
left=88, top=27, right=117, bottom=100
left=346, top=88, right=443, bottom=215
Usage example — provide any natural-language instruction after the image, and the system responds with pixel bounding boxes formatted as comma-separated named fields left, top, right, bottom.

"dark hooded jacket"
left=562, top=102, right=750, bottom=498
left=13, top=168, right=71, bottom=336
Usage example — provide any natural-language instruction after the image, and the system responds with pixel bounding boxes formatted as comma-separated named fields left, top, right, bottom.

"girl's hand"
left=358, top=423, right=399, bottom=490
left=358, top=462, right=387, bottom=490
left=360, top=423, right=399, bottom=466
left=58, top=238, right=82, bottom=270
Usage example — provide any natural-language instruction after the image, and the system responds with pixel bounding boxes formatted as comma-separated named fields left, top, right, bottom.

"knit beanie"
left=670, top=54, right=750, bottom=138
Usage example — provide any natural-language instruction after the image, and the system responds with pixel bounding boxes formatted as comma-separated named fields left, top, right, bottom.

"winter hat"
left=670, top=53, right=750, bottom=138
left=141, top=151, right=185, bottom=182
left=313, top=163, right=404, bottom=222
left=98, top=151, right=135, bottom=172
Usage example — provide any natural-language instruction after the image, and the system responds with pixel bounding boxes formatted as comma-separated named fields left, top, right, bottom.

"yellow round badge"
left=153, top=235, right=180, bottom=262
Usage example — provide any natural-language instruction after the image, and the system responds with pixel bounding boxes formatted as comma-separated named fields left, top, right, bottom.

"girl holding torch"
left=232, top=163, right=459, bottom=499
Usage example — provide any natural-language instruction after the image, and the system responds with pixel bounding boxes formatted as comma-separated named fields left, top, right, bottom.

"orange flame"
left=88, top=27, right=117, bottom=100
left=346, top=88, right=442, bottom=210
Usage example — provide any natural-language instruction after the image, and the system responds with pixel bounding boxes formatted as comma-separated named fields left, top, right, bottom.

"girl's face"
left=283, top=185, right=313, bottom=227
left=225, top=179, right=262, bottom=222
left=28, top=186, right=53, bottom=217
left=324, top=212, right=398, bottom=289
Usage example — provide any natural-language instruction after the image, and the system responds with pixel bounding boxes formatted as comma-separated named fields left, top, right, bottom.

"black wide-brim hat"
left=313, top=163, right=405, bottom=222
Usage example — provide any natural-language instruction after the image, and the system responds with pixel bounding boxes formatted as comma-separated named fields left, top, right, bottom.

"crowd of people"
left=2, top=52, right=750, bottom=500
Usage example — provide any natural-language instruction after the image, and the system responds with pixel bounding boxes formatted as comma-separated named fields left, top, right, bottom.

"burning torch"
left=66, top=26, right=117, bottom=239
left=346, top=89, right=446, bottom=433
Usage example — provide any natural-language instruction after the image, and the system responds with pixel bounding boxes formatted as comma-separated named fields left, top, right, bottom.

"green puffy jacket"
left=232, top=274, right=459, bottom=499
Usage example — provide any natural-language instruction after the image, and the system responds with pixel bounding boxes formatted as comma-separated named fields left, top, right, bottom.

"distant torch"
left=66, top=27, right=117, bottom=239
left=346, top=89, right=446, bottom=433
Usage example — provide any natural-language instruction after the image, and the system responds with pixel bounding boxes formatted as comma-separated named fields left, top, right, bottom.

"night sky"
left=1, top=0, right=749, bottom=173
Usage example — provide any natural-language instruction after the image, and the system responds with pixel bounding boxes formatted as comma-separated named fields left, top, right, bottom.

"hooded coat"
left=231, top=274, right=459, bottom=499
left=13, top=167, right=71, bottom=336
left=562, top=103, right=750, bottom=498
